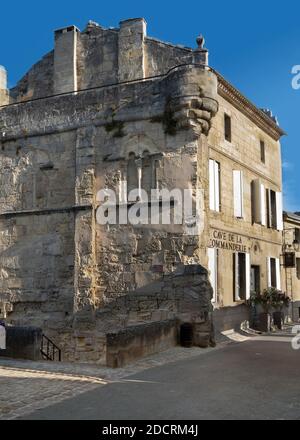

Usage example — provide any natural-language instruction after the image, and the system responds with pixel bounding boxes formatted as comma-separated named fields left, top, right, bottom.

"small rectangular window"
left=270, top=257, right=277, bottom=288
left=266, top=189, right=277, bottom=229
left=267, top=257, right=281, bottom=289
left=260, top=141, right=265, bottom=163
left=295, top=228, right=300, bottom=243
left=224, top=114, right=232, bottom=143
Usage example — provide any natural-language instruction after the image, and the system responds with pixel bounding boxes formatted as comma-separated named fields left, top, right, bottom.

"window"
left=127, top=153, right=139, bottom=200
left=251, top=179, right=266, bottom=226
left=209, top=159, right=221, bottom=212
left=267, top=257, right=281, bottom=289
left=233, top=170, right=244, bottom=218
left=250, top=265, right=260, bottom=294
left=234, top=252, right=250, bottom=301
left=208, top=248, right=218, bottom=303
left=297, top=258, right=300, bottom=280
left=266, top=189, right=283, bottom=231
left=251, top=180, right=283, bottom=231
left=295, top=228, right=300, bottom=243
left=224, top=114, right=232, bottom=142
left=266, top=189, right=277, bottom=229
left=260, top=140, right=265, bottom=163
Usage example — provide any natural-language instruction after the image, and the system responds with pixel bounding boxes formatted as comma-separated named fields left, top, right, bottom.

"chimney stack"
left=54, top=25, right=79, bottom=94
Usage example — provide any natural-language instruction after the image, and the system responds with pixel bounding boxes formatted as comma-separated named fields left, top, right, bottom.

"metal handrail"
left=41, top=334, right=61, bottom=361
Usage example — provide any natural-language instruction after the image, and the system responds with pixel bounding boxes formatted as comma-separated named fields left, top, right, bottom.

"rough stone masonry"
left=0, top=18, right=218, bottom=363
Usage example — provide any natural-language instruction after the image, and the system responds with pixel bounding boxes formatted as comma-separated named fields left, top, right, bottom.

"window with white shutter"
left=209, top=159, right=220, bottom=212
left=234, top=252, right=251, bottom=301
left=276, top=192, right=283, bottom=231
left=251, top=179, right=266, bottom=226
left=208, top=248, right=218, bottom=303
left=233, top=170, right=244, bottom=218
left=267, top=257, right=281, bottom=289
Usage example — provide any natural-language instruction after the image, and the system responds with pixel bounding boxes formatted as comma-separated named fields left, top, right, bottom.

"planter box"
left=257, top=312, right=271, bottom=332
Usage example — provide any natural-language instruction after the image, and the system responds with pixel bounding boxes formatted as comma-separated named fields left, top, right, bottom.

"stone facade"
left=0, top=18, right=285, bottom=362
left=282, top=212, right=300, bottom=321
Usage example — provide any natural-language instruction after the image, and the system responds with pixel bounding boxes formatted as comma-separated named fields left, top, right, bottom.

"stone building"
left=282, top=212, right=300, bottom=321
left=0, top=18, right=285, bottom=363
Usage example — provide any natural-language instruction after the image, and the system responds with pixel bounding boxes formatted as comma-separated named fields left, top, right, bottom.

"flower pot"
left=257, top=312, right=271, bottom=332
left=273, top=311, right=284, bottom=330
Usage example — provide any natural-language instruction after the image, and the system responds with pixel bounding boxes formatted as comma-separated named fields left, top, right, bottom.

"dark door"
left=250, top=265, right=260, bottom=294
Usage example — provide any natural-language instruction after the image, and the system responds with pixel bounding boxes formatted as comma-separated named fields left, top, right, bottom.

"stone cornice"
left=214, top=69, right=286, bottom=141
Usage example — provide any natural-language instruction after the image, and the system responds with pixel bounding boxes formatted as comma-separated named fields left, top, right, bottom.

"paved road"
left=0, top=345, right=217, bottom=419
left=23, top=340, right=300, bottom=420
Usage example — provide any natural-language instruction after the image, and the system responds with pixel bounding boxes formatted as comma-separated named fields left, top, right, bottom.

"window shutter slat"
left=276, top=258, right=281, bottom=290
left=276, top=192, right=283, bottom=231
left=214, top=161, right=220, bottom=212
left=267, top=257, right=271, bottom=288
left=209, top=159, right=215, bottom=211
left=234, top=253, right=240, bottom=301
left=245, top=253, right=251, bottom=300
left=260, top=183, right=266, bottom=226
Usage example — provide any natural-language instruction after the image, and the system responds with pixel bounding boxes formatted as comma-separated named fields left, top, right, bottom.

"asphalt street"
left=24, top=340, right=300, bottom=420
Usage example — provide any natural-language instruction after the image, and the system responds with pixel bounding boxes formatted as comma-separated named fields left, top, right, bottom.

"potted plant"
left=272, top=291, right=290, bottom=330
left=249, top=289, right=274, bottom=332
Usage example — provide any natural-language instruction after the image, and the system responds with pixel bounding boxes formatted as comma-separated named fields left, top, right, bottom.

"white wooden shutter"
left=267, top=257, right=272, bottom=287
left=233, top=170, right=244, bottom=218
left=245, top=253, right=251, bottom=300
left=208, top=248, right=217, bottom=302
left=252, top=179, right=266, bottom=225
left=209, top=159, right=215, bottom=211
left=260, top=183, right=266, bottom=226
left=266, top=188, right=272, bottom=228
left=209, top=160, right=220, bottom=212
left=276, top=192, right=283, bottom=231
left=234, top=253, right=240, bottom=301
left=276, top=257, right=281, bottom=290
left=214, top=161, right=220, bottom=212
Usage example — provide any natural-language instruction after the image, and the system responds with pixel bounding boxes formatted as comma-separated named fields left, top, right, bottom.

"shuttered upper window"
left=224, top=114, right=232, bottom=142
left=267, top=257, right=281, bottom=289
left=251, top=179, right=283, bottom=231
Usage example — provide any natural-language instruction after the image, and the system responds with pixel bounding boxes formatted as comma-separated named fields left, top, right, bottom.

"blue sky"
left=1, top=0, right=299, bottom=211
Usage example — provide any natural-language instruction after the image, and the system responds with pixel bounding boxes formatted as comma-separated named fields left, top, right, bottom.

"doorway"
left=250, top=265, right=260, bottom=294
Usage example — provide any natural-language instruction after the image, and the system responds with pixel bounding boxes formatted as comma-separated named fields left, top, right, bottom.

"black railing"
left=41, top=334, right=61, bottom=361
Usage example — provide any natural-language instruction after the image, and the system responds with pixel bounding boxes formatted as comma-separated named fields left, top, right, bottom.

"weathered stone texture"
left=2, top=17, right=284, bottom=363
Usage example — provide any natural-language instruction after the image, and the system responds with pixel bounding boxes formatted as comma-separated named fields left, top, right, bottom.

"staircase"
left=41, top=334, right=61, bottom=361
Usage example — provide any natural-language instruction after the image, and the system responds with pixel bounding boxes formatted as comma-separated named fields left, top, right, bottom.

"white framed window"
left=209, top=159, right=220, bottom=212
left=208, top=248, right=218, bottom=303
left=266, top=189, right=283, bottom=231
left=267, top=257, right=281, bottom=289
left=234, top=252, right=251, bottom=301
left=251, top=179, right=266, bottom=226
left=233, top=170, right=244, bottom=219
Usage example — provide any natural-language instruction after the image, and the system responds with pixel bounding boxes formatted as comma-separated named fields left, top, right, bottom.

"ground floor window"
left=267, top=257, right=281, bottom=289
left=234, top=252, right=250, bottom=301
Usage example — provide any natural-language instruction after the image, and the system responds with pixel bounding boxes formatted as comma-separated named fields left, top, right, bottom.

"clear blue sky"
left=1, top=0, right=299, bottom=211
